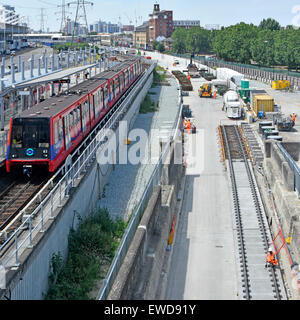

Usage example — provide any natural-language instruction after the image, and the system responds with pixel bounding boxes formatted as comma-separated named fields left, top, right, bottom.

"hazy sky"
left=4, top=0, right=300, bottom=31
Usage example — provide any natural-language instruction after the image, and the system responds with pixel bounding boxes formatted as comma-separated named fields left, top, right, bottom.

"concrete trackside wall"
left=107, top=143, right=182, bottom=300
left=0, top=71, right=154, bottom=301
left=264, top=141, right=300, bottom=296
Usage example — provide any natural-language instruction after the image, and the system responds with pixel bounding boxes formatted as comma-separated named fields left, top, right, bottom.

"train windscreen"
left=11, top=118, right=50, bottom=149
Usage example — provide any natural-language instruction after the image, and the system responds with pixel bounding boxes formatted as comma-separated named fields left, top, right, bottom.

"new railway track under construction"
left=221, top=124, right=287, bottom=300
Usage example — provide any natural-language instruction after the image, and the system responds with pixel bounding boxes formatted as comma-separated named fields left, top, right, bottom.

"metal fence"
left=0, top=61, right=156, bottom=269
left=170, top=53, right=300, bottom=88
left=277, top=143, right=300, bottom=199
left=97, top=78, right=183, bottom=300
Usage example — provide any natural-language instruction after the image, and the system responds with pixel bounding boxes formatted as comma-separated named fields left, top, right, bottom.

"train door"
left=114, top=76, right=119, bottom=99
left=120, top=73, right=124, bottom=93
left=76, top=107, right=81, bottom=136
left=63, top=114, right=71, bottom=150
left=89, top=94, right=95, bottom=125
left=104, top=84, right=109, bottom=109
left=81, top=100, right=89, bottom=134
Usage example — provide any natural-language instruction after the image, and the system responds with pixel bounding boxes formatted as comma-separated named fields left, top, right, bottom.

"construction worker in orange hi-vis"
left=186, top=120, right=191, bottom=134
left=291, top=113, right=296, bottom=123
left=265, top=247, right=278, bottom=268
left=183, top=117, right=187, bottom=129
left=214, top=91, right=217, bottom=99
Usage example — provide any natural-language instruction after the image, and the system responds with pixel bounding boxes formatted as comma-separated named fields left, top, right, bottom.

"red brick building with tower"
left=148, top=3, right=173, bottom=45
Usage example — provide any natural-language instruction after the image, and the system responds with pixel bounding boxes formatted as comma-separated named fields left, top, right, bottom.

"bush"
left=45, top=209, right=127, bottom=300
left=139, top=94, right=159, bottom=114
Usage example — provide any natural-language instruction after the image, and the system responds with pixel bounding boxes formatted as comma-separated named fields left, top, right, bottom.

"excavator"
left=199, top=82, right=213, bottom=98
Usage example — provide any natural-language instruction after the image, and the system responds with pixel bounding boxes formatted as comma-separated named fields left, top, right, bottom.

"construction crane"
left=123, top=12, right=133, bottom=25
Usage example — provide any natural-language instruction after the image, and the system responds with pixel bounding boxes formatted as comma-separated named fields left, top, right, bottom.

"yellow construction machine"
left=199, top=82, right=213, bottom=98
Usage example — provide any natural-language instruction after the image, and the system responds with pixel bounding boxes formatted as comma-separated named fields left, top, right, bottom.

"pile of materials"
left=172, top=71, right=193, bottom=91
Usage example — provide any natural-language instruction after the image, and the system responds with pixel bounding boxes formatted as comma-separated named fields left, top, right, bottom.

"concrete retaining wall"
left=107, top=144, right=182, bottom=300
left=265, top=142, right=295, bottom=192
left=0, top=71, right=153, bottom=300
left=264, top=141, right=300, bottom=279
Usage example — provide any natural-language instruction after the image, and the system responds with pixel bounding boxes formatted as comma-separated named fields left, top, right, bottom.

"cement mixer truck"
left=223, top=90, right=242, bottom=119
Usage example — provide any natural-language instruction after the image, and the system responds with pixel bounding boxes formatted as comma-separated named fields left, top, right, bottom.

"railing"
left=0, top=61, right=156, bottom=268
left=277, top=143, right=300, bottom=199
left=97, top=74, right=183, bottom=300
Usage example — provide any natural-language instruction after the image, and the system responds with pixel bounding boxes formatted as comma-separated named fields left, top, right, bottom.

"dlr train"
left=6, top=56, right=142, bottom=174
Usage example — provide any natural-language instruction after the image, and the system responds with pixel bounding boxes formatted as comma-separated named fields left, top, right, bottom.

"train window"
left=99, top=89, right=103, bottom=111
left=104, top=85, right=108, bottom=108
left=54, top=121, right=59, bottom=145
left=11, top=124, right=22, bottom=148
left=64, top=115, right=71, bottom=150
left=11, top=118, right=50, bottom=149
left=76, top=108, right=81, bottom=128
left=58, top=118, right=63, bottom=141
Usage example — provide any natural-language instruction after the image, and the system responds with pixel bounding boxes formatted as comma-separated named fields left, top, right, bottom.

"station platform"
left=0, top=125, right=9, bottom=167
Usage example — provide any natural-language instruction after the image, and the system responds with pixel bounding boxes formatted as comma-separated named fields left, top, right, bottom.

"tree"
left=185, top=27, right=212, bottom=54
left=274, top=29, right=300, bottom=69
left=213, top=23, right=258, bottom=64
left=152, top=40, right=159, bottom=51
left=157, top=42, right=165, bottom=52
left=250, top=29, right=275, bottom=67
left=171, top=28, right=187, bottom=54
left=259, top=18, right=281, bottom=31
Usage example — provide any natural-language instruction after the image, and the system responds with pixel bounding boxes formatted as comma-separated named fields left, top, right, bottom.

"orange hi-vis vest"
left=292, top=114, right=296, bottom=122
left=267, top=252, right=278, bottom=266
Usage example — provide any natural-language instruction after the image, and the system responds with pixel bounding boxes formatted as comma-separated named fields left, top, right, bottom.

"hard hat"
left=268, top=247, right=272, bottom=252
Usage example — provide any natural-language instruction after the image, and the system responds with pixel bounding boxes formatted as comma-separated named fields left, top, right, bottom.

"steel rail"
left=234, top=126, right=282, bottom=300
left=221, top=125, right=251, bottom=299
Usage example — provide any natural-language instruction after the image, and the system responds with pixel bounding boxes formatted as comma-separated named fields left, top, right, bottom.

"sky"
left=3, top=0, right=300, bottom=32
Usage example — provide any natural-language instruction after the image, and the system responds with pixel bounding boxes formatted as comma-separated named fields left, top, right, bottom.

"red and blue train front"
left=6, top=117, right=51, bottom=174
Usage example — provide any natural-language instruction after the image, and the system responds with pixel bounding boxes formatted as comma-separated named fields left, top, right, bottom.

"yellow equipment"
left=199, top=83, right=213, bottom=98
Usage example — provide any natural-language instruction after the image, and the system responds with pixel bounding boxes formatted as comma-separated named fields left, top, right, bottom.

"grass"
left=152, top=68, right=167, bottom=87
left=44, top=209, right=127, bottom=300
left=139, top=94, right=159, bottom=114
left=155, top=65, right=167, bottom=72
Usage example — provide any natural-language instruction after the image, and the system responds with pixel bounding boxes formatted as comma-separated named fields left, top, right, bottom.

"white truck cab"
left=223, top=90, right=242, bottom=119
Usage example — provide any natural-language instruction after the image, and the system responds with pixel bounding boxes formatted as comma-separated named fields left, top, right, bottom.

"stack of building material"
left=216, top=68, right=243, bottom=86
left=241, top=123, right=264, bottom=167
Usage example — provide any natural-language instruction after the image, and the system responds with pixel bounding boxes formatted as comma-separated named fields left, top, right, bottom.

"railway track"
left=0, top=176, right=48, bottom=242
left=221, top=125, right=285, bottom=300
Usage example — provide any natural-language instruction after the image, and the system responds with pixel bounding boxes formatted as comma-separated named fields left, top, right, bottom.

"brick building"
left=148, top=3, right=173, bottom=44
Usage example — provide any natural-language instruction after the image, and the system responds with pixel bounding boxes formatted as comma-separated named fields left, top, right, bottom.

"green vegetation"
left=139, top=94, right=159, bottom=114
left=45, top=209, right=127, bottom=300
left=170, top=19, right=300, bottom=70
left=152, top=40, right=165, bottom=53
left=152, top=67, right=166, bottom=85
left=53, top=42, right=99, bottom=52
left=155, top=65, right=166, bottom=72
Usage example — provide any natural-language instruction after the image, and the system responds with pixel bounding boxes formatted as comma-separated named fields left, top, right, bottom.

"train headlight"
left=11, top=154, right=18, bottom=158
left=43, top=149, right=49, bottom=158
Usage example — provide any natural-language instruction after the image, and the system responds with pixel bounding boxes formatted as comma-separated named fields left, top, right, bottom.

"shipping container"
left=250, top=89, right=268, bottom=107
left=253, top=95, right=274, bottom=115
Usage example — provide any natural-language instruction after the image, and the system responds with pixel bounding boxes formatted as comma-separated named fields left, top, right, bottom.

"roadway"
left=145, top=52, right=239, bottom=299
left=3, top=46, right=56, bottom=71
